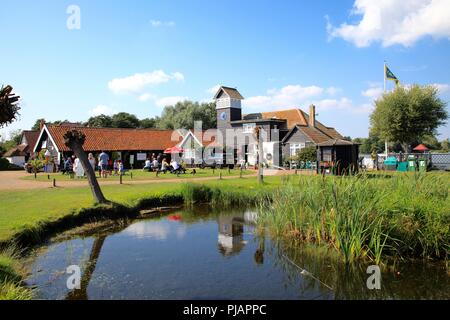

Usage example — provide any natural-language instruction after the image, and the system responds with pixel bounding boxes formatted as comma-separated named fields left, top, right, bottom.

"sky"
left=1, top=0, right=450, bottom=140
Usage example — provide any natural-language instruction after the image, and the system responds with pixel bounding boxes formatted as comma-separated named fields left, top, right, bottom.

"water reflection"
left=25, top=206, right=449, bottom=300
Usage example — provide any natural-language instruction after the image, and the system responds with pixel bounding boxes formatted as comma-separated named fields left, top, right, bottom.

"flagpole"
left=384, top=61, right=388, bottom=158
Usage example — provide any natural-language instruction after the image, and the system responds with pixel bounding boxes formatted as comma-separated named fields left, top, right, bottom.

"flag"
left=385, top=64, right=399, bottom=85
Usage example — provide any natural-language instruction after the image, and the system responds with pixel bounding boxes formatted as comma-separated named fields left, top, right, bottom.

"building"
left=33, top=124, right=184, bottom=168
left=212, top=86, right=345, bottom=167
left=3, top=130, right=40, bottom=167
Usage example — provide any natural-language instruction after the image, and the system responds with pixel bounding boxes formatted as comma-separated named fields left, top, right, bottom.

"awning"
left=413, top=144, right=429, bottom=152
left=164, top=146, right=184, bottom=154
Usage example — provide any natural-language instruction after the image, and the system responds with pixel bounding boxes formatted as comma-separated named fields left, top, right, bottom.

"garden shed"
left=317, top=139, right=360, bottom=175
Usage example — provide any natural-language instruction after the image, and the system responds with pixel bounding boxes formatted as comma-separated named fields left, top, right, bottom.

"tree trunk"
left=68, top=141, right=108, bottom=204
left=258, top=134, right=264, bottom=184
left=66, top=236, right=106, bottom=300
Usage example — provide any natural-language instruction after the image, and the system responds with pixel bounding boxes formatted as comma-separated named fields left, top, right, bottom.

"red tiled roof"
left=259, top=108, right=343, bottom=140
left=260, top=109, right=308, bottom=128
left=46, top=126, right=182, bottom=152
left=22, top=130, right=40, bottom=153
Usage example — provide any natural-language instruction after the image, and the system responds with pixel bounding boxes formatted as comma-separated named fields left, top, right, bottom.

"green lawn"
left=21, top=168, right=254, bottom=182
left=0, top=176, right=281, bottom=243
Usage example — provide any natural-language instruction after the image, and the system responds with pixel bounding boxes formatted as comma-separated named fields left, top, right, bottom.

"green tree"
left=294, top=146, right=317, bottom=162
left=370, top=84, right=448, bottom=152
left=440, top=139, right=450, bottom=152
left=139, top=117, right=158, bottom=129
left=85, top=114, right=113, bottom=128
left=157, top=101, right=216, bottom=130
left=111, top=112, right=140, bottom=128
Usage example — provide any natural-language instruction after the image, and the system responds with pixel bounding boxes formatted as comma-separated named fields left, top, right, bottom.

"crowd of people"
left=60, top=151, right=190, bottom=179
left=143, top=153, right=186, bottom=174
left=61, top=151, right=125, bottom=178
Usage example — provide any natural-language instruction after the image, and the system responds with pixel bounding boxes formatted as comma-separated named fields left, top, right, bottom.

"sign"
left=129, top=155, right=135, bottom=165
left=136, top=153, right=147, bottom=161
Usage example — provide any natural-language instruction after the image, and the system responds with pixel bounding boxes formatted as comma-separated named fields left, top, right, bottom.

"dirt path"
left=0, top=169, right=308, bottom=191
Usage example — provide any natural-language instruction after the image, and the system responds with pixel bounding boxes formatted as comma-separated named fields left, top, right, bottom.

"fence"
left=375, top=153, right=450, bottom=171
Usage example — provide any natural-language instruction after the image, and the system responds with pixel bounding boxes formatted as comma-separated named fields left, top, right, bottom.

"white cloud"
left=155, top=96, right=189, bottom=108
left=315, top=98, right=353, bottom=111
left=327, top=0, right=450, bottom=47
left=432, top=83, right=450, bottom=93
left=207, top=84, right=222, bottom=95
left=362, top=86, right=384, bottom=100
left=89, top=105, right=116, bottom=117
left=243, top=85, right=324, bottom=109
left=150, top=20, right=175, bottom=28
left=108, top=70, right=184, bottom=95
left=138, top=93, right=156, bottom=102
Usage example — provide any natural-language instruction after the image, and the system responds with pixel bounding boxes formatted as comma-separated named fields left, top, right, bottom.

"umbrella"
left=413, top=144, right=429, bottom=152
left=164, top=146, right=184, bottom=154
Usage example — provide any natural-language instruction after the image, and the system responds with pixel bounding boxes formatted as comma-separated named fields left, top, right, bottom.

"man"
left=98, top=151, right=110, bottom=178
left=143, top=158, right=152, bottom=171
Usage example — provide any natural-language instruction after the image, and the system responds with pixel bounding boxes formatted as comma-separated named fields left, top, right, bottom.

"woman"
left=88, top=153, right=96, bottom=171
left=160, top=158, right=169, bottom=173
left=73, top=156, right=84, bottom=178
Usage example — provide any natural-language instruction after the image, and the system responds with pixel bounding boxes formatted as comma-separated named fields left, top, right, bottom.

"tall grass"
left=0, top=246, right=33, bottom=300
left=258, top=173, right=449, bottom=263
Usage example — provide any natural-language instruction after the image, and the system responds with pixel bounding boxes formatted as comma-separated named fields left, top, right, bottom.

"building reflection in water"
left=217, top=211, right=259, bottom=258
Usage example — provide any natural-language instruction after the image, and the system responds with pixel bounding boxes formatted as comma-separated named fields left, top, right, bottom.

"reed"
left=258, top=172, right=449, bottom=263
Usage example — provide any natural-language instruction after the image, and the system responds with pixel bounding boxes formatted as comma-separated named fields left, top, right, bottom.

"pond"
left=25, top=206, right=449, bottom=300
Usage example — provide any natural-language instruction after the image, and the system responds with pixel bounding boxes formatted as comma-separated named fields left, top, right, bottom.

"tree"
left=63, top=130, right=108, bottom=204
left=294, top=146, right=317, bottom=162
left=111, top=112, right=140, bottom=128
left=139, top=117, right=157, bottom=129
left=440, top=139, right=450, bottom=152
left=370, top=84, right=448, bottom=152
left=85, top=114, right=113, bottom=128
left=0, top=85, right=20, bottom=127
left=157, top=101, right=216, bottom=130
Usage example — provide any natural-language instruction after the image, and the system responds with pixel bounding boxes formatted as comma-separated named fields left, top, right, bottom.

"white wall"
left=6, top=156, right=26, bottom=167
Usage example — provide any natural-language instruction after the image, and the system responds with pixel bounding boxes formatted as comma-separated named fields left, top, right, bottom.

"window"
left=41, top=140, right=47, bottom=149
left=290, top=143, right=305, bottom=156
left=243, top=123, right=256, bottom=134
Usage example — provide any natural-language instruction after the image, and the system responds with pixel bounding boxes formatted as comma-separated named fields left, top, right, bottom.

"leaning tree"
left=0, top=85, right=20, bottom=127
left=63, top=129, right=108, bottom=204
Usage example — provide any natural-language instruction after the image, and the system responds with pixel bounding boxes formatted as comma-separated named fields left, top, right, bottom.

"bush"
left=0, top=158, right=10, bottom=171
left=294, top=146, right=317, bottom=163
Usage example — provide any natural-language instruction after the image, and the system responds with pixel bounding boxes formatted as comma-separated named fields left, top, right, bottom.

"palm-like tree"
left=63, top=130, right=108, bottom=204
left=0, top=85, right=20, bottom=127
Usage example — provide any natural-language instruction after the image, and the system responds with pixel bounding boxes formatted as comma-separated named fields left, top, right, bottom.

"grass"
left=0, top=247, right=33, bottom=300
left=21, top=168, right=254, bottom=182
left=257, top=172, right=450, bottom=264
left=0, top=171, right=449, bottom=299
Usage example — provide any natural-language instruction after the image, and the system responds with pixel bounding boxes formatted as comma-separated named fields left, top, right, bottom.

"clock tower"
left=214, top=86, right=244, bottom=133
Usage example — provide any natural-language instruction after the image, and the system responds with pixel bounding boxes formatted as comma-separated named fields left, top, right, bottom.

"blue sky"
left=1, top=0, right=450, bottom=139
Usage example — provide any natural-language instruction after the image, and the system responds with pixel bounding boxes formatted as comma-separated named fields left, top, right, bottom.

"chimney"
left=39, top=120, right=45, bottom=131
left=309, top=105, right=316, bottom=127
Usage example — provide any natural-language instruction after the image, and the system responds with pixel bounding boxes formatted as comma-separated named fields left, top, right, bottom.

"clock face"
left=220, top=112, right=227, bottom=121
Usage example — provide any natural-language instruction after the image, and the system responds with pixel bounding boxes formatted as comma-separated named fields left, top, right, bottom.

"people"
left=170, top=159, right=179, bottom=171
left=63, top=157, right=73, bottom=176
left=143, top=158, right=152, bottom=171
left=118, top=160, right=124, bottom=175
left=160, top=158, right=169, bottom=173
left=152, top=158, right=159, bottom=169
left=88, top=153, right=96, bottom=171
left=113, top=159, right=119, bottom=175
left=98, top=151, right=109, bottom=178
left=73, top=156, right=84, bottom=178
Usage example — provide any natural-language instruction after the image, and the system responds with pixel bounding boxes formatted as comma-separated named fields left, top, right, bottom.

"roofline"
left=33, top=124, right=60, bottom=154
left=281, top=125, right=320, bottom=144
left=213, top=86, right=244, bottom=100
